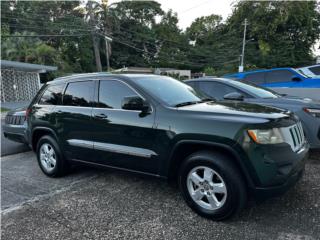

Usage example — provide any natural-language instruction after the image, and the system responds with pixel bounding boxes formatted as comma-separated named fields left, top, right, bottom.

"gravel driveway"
left=1, top=151, right=320, bottom=240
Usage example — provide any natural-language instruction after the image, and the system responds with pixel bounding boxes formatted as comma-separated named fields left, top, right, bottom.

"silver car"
left=186, top=77, right=320, bottom=149
left=3, top=107, right=28, bottom=144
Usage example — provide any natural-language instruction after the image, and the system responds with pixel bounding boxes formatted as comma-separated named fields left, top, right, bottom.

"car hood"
left=178, top=101, right=290, bottom=120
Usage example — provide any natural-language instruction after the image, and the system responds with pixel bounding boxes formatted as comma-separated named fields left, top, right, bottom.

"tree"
left=1, top=0, right=96, bottom=76
left=153, top=10, right=189, bottom=68
left=107, top=1, right=164, bottom=68
left=226, top=1, right=320, bottom=69
left=186, top=14, right=222, bottom=44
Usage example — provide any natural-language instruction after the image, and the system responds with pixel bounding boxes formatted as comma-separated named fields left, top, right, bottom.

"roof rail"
left=54, top=72, right=111, bottom=81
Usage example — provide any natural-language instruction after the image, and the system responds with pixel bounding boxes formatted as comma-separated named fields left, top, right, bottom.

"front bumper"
left=245, top=142, right=308, bottom=199
left=253, top=167, right=304, bottom=200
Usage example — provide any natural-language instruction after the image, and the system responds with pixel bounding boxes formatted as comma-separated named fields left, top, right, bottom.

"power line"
left=180, top=0, right=212, bottom=14
left=1, top=34, right=90, bottom=37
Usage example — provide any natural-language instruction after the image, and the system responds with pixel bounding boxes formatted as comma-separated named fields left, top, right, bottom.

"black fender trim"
left=167, top=140, right=257, bottom=189
left=31, top=127, right=59, bottom=150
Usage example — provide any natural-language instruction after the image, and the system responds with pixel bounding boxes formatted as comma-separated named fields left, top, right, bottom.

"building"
left=154, top=68, right=191, bottom=80
left=1, top=60, right=57, bottom=103
left=113, top=67, right=192, bottom=80
left=113, top=67, right=154, bottom=74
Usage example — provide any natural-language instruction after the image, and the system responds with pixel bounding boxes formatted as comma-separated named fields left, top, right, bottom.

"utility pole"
left=239, top=18, right=248, bottom=73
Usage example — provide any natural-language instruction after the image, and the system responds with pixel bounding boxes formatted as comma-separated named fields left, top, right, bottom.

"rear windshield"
left=38, top=84, right=65, bottom=105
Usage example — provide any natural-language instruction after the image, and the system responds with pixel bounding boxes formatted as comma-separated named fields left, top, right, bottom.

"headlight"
left=247, top=128, right=284, bottom=144
left=303, top=108, right=320, bottom=118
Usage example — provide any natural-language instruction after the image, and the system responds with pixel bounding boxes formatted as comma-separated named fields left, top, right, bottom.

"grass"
left=1, top=107, right=10, bottom=113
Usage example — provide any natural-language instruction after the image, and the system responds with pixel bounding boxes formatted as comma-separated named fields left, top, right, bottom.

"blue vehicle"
left=224, top=68, right=320, bottom=88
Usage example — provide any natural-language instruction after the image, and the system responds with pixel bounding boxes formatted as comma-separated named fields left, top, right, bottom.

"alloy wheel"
left=187, top=166, right=227, bottom=210
left=39, top=143, right=57, bottom=172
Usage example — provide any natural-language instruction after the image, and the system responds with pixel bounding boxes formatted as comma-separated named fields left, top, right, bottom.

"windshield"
left=134, top=76, right=208, bottom=106
left=231, top=80, right=280, bottom=98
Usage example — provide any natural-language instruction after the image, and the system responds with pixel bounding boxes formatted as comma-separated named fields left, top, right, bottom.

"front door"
left=91, top=79, right=158, bottom=174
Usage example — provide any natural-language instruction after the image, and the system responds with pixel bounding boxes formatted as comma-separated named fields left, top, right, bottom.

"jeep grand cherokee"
left=26, top=73, right=308, bottom=220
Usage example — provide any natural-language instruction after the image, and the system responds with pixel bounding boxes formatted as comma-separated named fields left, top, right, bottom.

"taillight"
left=26, top=108, right=31, bottom=118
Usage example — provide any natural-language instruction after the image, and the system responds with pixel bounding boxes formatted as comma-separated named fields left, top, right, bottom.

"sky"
left=155, top=0, right=235, bottom=29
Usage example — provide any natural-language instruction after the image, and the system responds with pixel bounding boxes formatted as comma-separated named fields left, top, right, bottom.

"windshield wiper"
left=175, top=98, right=215, bottom=107
left=174, top=101, right=200, bottom=107
left=199, top=98, right=215, bottom=102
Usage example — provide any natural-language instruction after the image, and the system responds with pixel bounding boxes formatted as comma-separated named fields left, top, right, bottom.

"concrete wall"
left=271, top=88, right=320, bottom=100
left=1, top=69, right=40, bottom=102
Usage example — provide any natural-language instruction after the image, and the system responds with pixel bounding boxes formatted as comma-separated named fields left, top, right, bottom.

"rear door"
left=264, top=70, right=300, bottom=88
left=54, top=80, right=95, bottom=161
left=243, top=72, right=266, bottom=85
left=90, top=79, right=158, bottom=174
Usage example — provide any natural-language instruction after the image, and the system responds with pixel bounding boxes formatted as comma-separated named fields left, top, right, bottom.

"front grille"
left=281, top=122, right=305, bottom=152
left=5, top=115, right=26, bottom=125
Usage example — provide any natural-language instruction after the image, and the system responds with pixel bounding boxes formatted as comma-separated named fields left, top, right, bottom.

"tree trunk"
left=88, top=1, right=102, bottom=72
left=92, top=33, right=102, bottom=72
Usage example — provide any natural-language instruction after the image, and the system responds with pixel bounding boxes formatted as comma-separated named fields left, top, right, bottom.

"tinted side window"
left=309, top=66, right=320, bottom=75
left=98, top=80, right=139, bottom=109
left=186, top=81, right=196, bottom=88
left=39, top=84, right=65, bottom=105
left=63, top=81, right=94, bottom=107
left=243, top=72, right=265, bottom=84
left=265, top=70, right=295, bottom=83
left=198, top=82, right=245, bottom=100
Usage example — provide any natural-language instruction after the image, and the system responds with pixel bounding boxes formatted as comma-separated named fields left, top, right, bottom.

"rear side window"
left=63, top=81, right=94, bottom=107
left=98, top=80, right=139, bottom=109
left=186, top=81, right=197, bottom=88
left=39, top=84, right=65, bottom=105
left=265, top=70, right=295, bottom=83
left=243, top=72, right=265, bottom=84
left=309, top=66, right=320, bottom=75
left=198, top=81, right=247, bottom=100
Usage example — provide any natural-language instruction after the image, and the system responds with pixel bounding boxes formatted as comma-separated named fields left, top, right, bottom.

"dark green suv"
left=27, top=73, right=308, bottom=220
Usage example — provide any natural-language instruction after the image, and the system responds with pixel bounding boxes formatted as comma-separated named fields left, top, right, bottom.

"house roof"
left=1, top=60, right=57, bottom=73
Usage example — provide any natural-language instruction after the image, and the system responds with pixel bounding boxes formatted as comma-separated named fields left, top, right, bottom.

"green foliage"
left=226, top=1, right=320, bottom=70
left=204, top=67, right=216, bottom=76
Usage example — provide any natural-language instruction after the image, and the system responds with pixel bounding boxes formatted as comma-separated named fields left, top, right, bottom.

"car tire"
left=178, top=150, right=247, bottom=220
left=36, top=135, right=69, bottom=177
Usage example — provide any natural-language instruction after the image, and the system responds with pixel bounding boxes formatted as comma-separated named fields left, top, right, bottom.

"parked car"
left=27, top=73, right=308, bottom=220
left=3, top=107, right=28, bottom=144
left=186, top=77, right=320, bottom=149
left=224, top=68, right=320, bottom=88
left=297, top=64, right=320, bottom=78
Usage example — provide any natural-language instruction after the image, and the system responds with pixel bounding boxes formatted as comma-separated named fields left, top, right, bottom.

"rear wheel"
left=36, top=135, right=69, bottom=177
left=179, top=151, right=247, bottom=220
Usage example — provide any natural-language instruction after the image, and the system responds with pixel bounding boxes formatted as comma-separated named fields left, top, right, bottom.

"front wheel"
left=179, top=151, right=247, bottom=220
